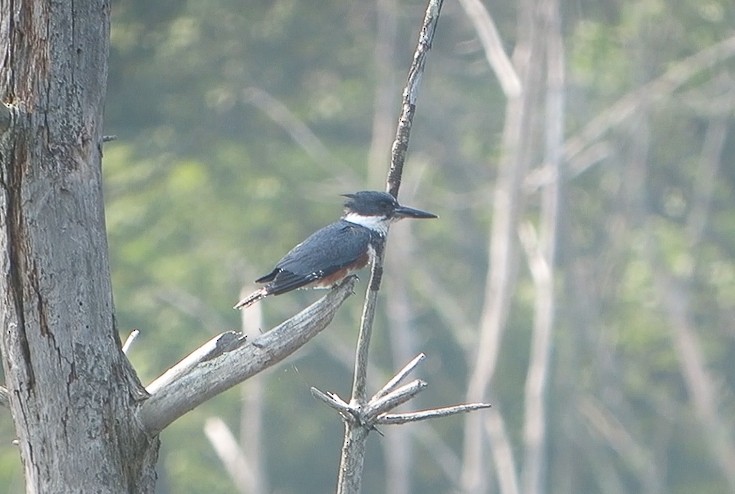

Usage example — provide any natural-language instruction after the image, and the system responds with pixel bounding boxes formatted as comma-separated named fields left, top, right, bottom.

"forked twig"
left=313, top=3, right=489, bottom=493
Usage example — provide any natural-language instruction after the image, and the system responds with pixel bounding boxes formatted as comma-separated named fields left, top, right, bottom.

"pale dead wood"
left=237, top=299, right=269, bottom=494
left=138, top=276, right=356, bottom=435
left=311, top=387, right=355, bottom=422
left=362, top=380, right=428, bottom=422
left=520, top=1, right=563, bottom=492
left=0, top=1, right=160, bottom=490
left=461, top=0, right=546, bottom=488
left=122, top=329, right=140, bottom=355
left=202, top=297, right=269, bottom=494
left=319, top=352, right=491, bottom=492
left=334, top=3, right=447, bottom=492
left=204, top=417, right=256, bottom=494
left=485, top=409, right=521, bottom=494
left=371, top=352, right=425, bottom=401
left=457, top=0, right=522, bottom=98
left=377, top=403, right=492, bottom=425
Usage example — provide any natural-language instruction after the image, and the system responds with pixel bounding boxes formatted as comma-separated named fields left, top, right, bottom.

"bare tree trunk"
left=239, top=301, right=269, bottom=494
left=365, top=3, right=414, bottom=491
left=520, top=1, right=563, bottom=492
left=0, top=1, right=159, bottom=492
left=460, top=0, right=545, bottom=491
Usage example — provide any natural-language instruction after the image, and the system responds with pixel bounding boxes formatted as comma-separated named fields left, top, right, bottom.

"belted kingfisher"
left=234, top=190, right=437, bottom=309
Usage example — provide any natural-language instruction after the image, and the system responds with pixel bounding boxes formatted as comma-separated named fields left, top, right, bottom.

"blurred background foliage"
left=2, top=0, right=735, bottom=493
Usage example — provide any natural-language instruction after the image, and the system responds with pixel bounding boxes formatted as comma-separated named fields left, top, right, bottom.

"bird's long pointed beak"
left=393, top=204, right=438, bottom=219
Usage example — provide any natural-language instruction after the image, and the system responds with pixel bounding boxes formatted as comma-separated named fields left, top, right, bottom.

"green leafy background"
left=2, top=0, right=735, bottom=493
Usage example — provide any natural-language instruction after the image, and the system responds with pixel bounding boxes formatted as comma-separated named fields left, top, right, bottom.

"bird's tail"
left=234, top=287, right=268, bottom=310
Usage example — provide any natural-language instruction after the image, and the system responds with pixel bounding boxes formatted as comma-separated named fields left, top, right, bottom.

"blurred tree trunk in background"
left=0, top=1, right=159, bottom=491
left=520, top=0, right=563, bottom=492
left=460, top=0, right=545, bottom=491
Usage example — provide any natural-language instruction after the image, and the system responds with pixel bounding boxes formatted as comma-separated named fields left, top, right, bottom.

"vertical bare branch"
left=461, top=0, right=546, bottom=490
left=337, top=2, right=445, bottom=492
left=204, top=417, right=256, bottom=493
left=520, top=0, right=563, bottom=492
left=366, top=4, right=415, bottom=489
left=239, top=301, right=269, bottom=494
left=385, top=0, right=444, bottom=198
left=203, top=300, right=268, bottom=494
left=485, top=410, right=520, bottom=494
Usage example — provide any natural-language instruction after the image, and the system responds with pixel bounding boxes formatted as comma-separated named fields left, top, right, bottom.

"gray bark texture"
left=0, top=1, right=159, bottom=492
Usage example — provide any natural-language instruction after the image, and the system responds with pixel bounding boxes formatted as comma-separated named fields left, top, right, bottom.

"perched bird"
left=234, top=190, right=436, bottom=309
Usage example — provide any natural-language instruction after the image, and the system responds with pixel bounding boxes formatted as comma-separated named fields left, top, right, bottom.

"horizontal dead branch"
left=377, top=403, right=492, bottom=425
left=137, top=277, right=357, bottom=435
left=315, top=353, right=490, bottom=434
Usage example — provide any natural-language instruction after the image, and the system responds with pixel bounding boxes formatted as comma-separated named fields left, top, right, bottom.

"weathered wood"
left=138, top=277, right=357, bottom=435
left=336, top=2, right=445, bottom=492
left=0, top=1, right=158, bottom=492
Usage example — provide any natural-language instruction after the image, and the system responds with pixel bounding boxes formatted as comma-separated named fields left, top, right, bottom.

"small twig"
left=102, top=134, right=118, bottom=142
left=377, top=403, right=492, bottom=425
left=363, top=380, right=427, bottom=422
left=311, top=387, right=356, bottom=422
left=372, top=353, right=425, bottom=401
left=122, top=329, right=140, bottom=355
left=0, top=386, right=9, bottom=409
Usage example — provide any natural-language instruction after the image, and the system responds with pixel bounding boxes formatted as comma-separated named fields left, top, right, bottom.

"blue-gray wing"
left=255, top=220, right=374, bottom=295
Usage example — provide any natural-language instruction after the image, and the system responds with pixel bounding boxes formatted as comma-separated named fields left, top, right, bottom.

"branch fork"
left=136, top=276, right=357, bottom=435
left=312, top=353, right=490, bottom=430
